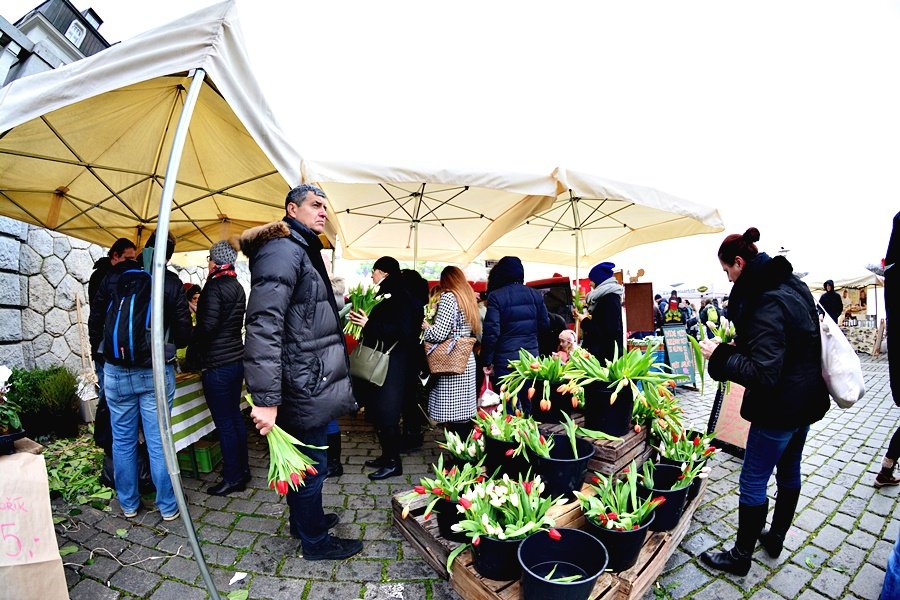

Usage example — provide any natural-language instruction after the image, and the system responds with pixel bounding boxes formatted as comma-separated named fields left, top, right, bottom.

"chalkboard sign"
left=662, top=325, right=695, bottom=387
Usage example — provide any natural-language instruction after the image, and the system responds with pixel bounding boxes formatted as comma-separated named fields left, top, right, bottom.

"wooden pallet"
left=539, top=416, right=650, bottom=475
left=611, top=477, right=708, bottom=599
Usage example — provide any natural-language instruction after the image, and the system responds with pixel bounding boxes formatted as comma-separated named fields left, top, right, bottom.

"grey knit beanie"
left=209, top=240, right=237, bottom=265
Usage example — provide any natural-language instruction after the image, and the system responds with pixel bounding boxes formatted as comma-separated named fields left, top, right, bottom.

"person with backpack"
left=697, top=227, right=828, bottom=576
left=88, top=230, right=192, bottom=520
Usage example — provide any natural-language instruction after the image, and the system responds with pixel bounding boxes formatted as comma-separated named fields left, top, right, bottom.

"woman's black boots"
left=758, top=488, right=801, bottom=558
left=700, top=501, right=768, bottom=576
left=326, top=433, right=343, bottom=479
left=369, top=426, right=403, bottom=480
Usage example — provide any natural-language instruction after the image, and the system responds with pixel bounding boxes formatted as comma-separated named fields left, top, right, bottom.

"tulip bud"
left=290, top=472, right=301, bottom=486
left=401, top=505, right=410, bottom=519
left=633, top=424, right=642, bottom=433
left=548, top=528, right=562, bottom=541
left=505, top=449, right=515, bottom=457
left=414, top=485, right=426, bottom=494
left=307, top=465, right=318, bottom=476
left=527, top=387, right=536, bottom=400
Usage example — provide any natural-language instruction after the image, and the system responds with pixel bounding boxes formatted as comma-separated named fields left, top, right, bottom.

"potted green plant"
left=438, top=427, right=485, bottom=466
left=574, top=461, right=665, bottom=571
left=38, top=367, right=80, bottom=438
left=567, top=344, right=683, bottom=436
left=473, top=408, right=539, bottom=479
left=654, top=427, right=718, bottom=504
left=399, top=454, right=485, bottom=542
left=499, top=349, right=573, bottom=423
left=0, top=365, right=25, bottom=454
left=446, top=473, right=566, bottom=580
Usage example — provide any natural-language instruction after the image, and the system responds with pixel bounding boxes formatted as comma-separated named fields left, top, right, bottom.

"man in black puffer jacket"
left=240, top=184, right=361, bottom=561
left=481, top=256, right=550, bottom=413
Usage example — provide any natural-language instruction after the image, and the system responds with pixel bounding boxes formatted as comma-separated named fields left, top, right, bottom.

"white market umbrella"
left=485, top=168, right=725, bottom=279
left=301, top=158, right=561, bottom=266
left=0, top=3, right=304, bottom=596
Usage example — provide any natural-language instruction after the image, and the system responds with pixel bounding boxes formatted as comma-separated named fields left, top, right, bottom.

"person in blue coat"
left=480, top=256, right=550, bottom=414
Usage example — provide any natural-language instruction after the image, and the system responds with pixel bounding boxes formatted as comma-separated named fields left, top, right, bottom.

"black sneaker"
left=290, top=513, right=341, bottom=539
left=301, top=535, right=363, bottom=561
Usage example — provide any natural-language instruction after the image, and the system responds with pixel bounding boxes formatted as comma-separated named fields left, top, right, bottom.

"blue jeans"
left=285, top=424, right=329, bottom=549
left=104, top=363, right=177, bottom=517
left=739, top=424, right=809, bottom=506
left=883, top=535, right=900, bottom=599
left=202, top=361, right=248, bottom=483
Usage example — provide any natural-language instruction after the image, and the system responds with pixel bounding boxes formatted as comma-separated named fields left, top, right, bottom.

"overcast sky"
left=5, top=0, right=899, bottom=291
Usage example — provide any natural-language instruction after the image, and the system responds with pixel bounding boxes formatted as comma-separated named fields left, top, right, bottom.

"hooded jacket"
left=708, top=253, right=829, bottom=429
left=239, top=218, right=355, bottom=432
left=818, top=280, right=843, bottom=323
left=188, top=267, right=246, bottom=369
left=481, top=256, right=550, bottom=372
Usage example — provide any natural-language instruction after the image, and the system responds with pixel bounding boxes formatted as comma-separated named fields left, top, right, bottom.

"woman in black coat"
left=579, top=261, right=624, bottom=364
left=348, top=256, right=421, bottom=480
left=480, top=256, right=549, bottom=414
left=699, top=228, right=829, bottom=576
left=188, top=240, right=249, bottom=496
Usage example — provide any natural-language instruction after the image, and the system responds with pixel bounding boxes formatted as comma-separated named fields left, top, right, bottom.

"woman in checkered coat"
left=422, top=266, right=480, bottom=433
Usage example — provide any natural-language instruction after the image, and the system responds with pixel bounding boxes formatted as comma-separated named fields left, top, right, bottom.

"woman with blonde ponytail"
left=422, top=266, right=480, bottom=434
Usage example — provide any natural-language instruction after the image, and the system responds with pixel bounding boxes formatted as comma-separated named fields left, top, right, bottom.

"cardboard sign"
left=0, top=453, right=68, bottom=598
left=662, top=325, right=695, bottom=387
left=708, top=383, right=751, bottom=458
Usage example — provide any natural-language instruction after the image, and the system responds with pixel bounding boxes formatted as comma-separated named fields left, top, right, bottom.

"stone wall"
left=0, top=217, right=248, bottom=373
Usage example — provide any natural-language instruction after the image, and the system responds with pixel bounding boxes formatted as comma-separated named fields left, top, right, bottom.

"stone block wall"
left=0, top=218, right=249, bottom=373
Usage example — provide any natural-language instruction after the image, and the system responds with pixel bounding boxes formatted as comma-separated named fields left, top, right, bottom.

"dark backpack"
left=102, top=269, right=153, bottom=367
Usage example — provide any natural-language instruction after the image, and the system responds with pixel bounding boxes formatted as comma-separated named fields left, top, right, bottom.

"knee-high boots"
left=758, top=488, right=801, bottom=558
left=700, top=501, right=768, bottom=576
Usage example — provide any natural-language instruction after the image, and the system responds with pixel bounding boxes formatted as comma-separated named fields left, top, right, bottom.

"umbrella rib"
left=54, top=175, right=155, bottom=230
left=171, top=171, right=285, bottom=211
left=142, top=87, right=184, bottom=220
left=39, top=116, right=143, bottom=221
left=579, top=201, right=635, bottom=230
left=534, top=192, right=577, bottom=249
left=0, top=190, right=50, bottom=230
left=384, top=183, right=416, bottom=221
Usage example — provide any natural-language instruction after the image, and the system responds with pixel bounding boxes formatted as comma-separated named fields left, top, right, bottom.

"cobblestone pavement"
left=59, top=354, right=896, bottom=599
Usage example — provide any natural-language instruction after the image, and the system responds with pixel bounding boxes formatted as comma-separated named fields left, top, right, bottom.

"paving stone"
left=766, top=563, right=812, bottom=598
left=869, top=493, right=896, bottom=516
left=848, top=562, right=886, bottom=599
left=692, top=578, right=744, bottom=600
left=201, top=510, right=236, bottom=528
left=846, top=529, right=878, bottom=550
left=249, top=574, right=308, bottom=600
left=360, top=539, right=400, bottom=559
left=810, top=567, right=852, bottom=599
left=811, top=525, right=847, bottom=551
left=69, top=578, right=120, bottom=600
left=81, top=555, right=122, bottom=582
left=201, top=543, right=239, bottom=567
left=235, top=515, right=280, bottom=534
left=156, top=534, right=193, bottom=557
left=223, top=529, right=258, bottom=549
left=868, top=539, right=895, bottom=569
left=658, top=562, right=710, bottom=597
left=386, top=558, right=438, bottom=580
left=280, top=556, right=335, bottom=580
left=335, top=558, right=384, bottom=581
left=227, top=498, right=262, bottom=514
left=830, top=543, right=868, bottom=572
left=821, top=483, right=847, bottom=502
left=811, top=497, right=839, bottom=515
left=829, top=512, right=857, bottom=532
left=885, top=519, right=900, bottom=542
left=198, top=524, right=231, bottom=544
left=306, top=581, right=364, bottom=600
left=365, top=582, right=427, bottom=599
left=796, top=591, right=829, bottom=600
left=681, top=531, right=719, bottom=556
left=235, top=547, right=282, bottom=573
left=148, top=580, right=207, bottom=600
left=662, top=548, right=691, bottom=573
left=790, top=544, right=828, bottom=571
left=109, top=564, right=162, bottom=596
left=430, top=580, right=463, bottom=600
left=159, top=555, right=199, bottom=583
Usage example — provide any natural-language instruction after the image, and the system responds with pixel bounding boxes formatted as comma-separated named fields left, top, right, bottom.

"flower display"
left=472, top=407, right=538, bottom=462
left=640, top=458, right=709, bottom=492
left=399, top=454, right=485, bottom=519
left=343, top=282, right=391, bottom=339
left=498, top=349, right=571, bottom=412
left=574, top=461, right=665, bottom=531
left=655, top=427, right=719, bottom=464
left=438, top=427, right=485, bottom=463
left=445, top=473, right=566, bottom=572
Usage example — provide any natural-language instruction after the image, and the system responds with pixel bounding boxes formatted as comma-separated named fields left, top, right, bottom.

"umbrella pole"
left=150, top=68, right=221, bottom=600
left=412, top=220, right=419, bottom=271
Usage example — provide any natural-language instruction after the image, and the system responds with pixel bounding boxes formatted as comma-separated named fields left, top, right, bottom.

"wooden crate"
left=450, top=548, right=620, bottom=600
left=539, top=416, right=650, bottom=475
left=611, top=477, right=709, bottom=600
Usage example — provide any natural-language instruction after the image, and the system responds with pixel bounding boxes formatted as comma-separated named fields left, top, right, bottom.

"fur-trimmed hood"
left=239, top=220, right=293, bottom=259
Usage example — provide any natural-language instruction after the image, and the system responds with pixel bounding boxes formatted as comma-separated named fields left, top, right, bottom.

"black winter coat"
left=481, top=283, right=550, bottom=375
left=818, top=287, right=843, bottom=324
left=582, top=291, right=624, bottom=364
left=356, top=274, right=422, bottom=427
left=188, top=274, right=246, bottom=369
left=87, top=259, right=192, bottom=365
left=240, top=219, right=356, bottom=432
left=708, top=253, right=829, bottom=429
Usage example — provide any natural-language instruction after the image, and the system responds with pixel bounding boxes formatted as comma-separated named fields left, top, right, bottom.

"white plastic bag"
left=818, top=306, right=865, bottom=409
left=478, top=379, right=501, bottom=409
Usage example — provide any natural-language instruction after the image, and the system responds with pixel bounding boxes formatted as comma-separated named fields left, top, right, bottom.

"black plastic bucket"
left=637, top=464, right=690, bottom=531
left=484, top=435, right=531, bottom=480
left=518, top=528, right=608, bottom=600
left=582, top=384, right=633, bottom=437
left=658, top=455, right=704, bottom=505
left=583, top=512, right=654, bottom=572
left=472, top=535, right=524, bottom=580
left=435, top=498, right=468, bottom=543
left=535, top=435, right=596, bottom=501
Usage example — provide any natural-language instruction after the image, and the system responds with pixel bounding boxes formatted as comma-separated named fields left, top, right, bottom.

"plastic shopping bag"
left=818, top=305, right=865, bottom=409
left=478, top=378, right=501, bottom=410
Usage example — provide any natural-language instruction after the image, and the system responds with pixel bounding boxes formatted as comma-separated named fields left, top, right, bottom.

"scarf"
left=585, top=278, right=624, bottom=311
left=209, top=263, right=236, bottom=279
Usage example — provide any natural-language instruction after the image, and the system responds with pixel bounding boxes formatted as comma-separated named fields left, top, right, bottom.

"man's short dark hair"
left=144, top=230, right=176, bottom=260
left=654, top=294, right=661, bottom=300
left=109, top=237, right=136, bottom=258
left=285, top=184, right=327, bottom=210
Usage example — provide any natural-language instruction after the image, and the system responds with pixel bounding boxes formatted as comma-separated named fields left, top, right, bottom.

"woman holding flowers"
left=698, top=227, right=828, bottom=576
left=348, top=256, right=421, bottom=480
left=422, top=266, right=480, bottom=435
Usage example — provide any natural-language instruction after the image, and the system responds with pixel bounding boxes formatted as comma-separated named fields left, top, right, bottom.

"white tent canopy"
left=802, top=270, right=884, bottom=293
left=300, top=158, right=561, bottom=264
left=484, top=167, right=725, bottom=272
left=0, top=0, right=303, bottom=252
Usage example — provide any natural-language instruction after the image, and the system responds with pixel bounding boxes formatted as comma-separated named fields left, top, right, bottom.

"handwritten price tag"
left=0, top=453, right=60, bottom=566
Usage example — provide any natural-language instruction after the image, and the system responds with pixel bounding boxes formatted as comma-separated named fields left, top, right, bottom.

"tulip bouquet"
left=633, top=377, right=684, bottom=437
left=399, top=454, right=485, bottom=520
left=640, top=456, right=711, bottom=492
left=438, top=427, right=485, bottom=463
left=688, top=317, right=736, bottom=393
left=247, top=396, right=326, bottom=495
left=472, top=407, right=539, bottom=460
left=574, top=461, right=665, bottom=531
left=343, top=282, right=391, bottom=340
left=498, top=349, right=571, bottom=412
left=419, top=294, right=441, bottom=341
left=445, top=473, right=566, bottom=572
left=655, top=427, right=720, bottom=465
